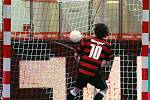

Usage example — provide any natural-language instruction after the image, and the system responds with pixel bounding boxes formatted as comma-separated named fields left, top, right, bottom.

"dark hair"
left=94, top=23, right=109, bottom=38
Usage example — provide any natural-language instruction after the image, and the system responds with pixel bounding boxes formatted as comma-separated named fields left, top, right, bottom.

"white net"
left=125, top=0, right=143, bottom=21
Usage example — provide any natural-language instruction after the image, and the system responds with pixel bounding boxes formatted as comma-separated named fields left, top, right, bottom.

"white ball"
left=69, top=30, right=82, bottom=43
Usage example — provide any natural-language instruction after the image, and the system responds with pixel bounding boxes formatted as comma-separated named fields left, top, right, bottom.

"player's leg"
left=90, top=73, right=108, bottom=100
left=67, top=74, right=88, bottom=100
left=94, top=84, right=108, bottom=100
left=67, top=87, right=80, bottom=100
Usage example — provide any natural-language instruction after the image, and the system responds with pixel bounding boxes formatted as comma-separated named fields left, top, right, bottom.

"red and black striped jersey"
left=76, top=37, right=114, bottom=77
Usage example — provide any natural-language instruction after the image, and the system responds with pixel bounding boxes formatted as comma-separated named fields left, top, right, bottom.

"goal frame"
left=2, top=0, right=150, bottom=100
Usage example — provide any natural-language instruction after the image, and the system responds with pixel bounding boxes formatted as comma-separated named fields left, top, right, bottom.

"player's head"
left=94, top=23, right=109, bottom=38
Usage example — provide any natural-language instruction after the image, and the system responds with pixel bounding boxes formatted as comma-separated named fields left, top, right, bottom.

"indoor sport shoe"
left=94, top=93, right=104, bottom=100
left=67, top=93, right=75, bottom=100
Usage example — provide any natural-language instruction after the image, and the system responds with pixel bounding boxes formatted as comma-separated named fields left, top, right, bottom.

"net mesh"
left=126, top=0, right=142, bottom=21
left=0, top=0, right=143, bottom=100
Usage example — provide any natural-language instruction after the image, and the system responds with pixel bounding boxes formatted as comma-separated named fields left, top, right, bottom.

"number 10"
left=88, top=44, right=102, bottom=60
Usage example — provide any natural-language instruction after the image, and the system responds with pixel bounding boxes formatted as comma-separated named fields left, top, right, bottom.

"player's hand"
left=101, top=60, right=107, bottom=67
left=74, top=52, right=78, bottom=62
left=74, top=52, right=79, bottom=63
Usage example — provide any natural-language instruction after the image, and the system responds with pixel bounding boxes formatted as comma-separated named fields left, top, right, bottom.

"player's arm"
left=75, top=38, right=86, bottom=55
left=74, top=52, right=80, bottom=63
left=101, top=60, right=111, bottom=67
left=74, top=38, right=86, bottom=63
left=102, top=46, right=114, bottom=80
left=74, top=38, right=86, bottom=62
left=105, top=45, right=114, bottom=62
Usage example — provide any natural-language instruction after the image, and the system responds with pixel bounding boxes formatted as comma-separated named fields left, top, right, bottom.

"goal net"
left=0, top=0, right=143, bottom=100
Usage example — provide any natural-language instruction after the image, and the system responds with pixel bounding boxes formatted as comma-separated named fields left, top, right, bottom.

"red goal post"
left=1, top=0, right=149, bottom=99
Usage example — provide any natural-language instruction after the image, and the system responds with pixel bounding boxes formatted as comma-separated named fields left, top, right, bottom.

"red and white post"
left=2, top=0, right=11, bottom=100
left=142, top=0, right=149, bottom=100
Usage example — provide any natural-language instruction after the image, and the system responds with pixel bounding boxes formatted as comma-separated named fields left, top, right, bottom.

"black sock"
left=94, top=93, right=104, bottom=100
left=67, top=92, right=75, bottom=100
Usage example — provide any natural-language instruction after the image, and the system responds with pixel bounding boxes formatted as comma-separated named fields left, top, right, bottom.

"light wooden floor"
left=83, top=57, right=142, bottom=100
left=19, top=57, right=142, bottom=100
left=83, top=57, right=121, bottom=100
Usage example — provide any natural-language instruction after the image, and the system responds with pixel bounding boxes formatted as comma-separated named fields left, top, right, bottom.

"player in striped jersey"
left=67, top=23, right=114, bottom=100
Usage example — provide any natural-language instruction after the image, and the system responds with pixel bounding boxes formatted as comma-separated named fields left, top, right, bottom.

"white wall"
left=12, top=0, right=30, bottom=31
left=11, top=1, right=89, bottom=32
left=12, top=0, right=53, bottom=32
left=0, top=0, right=142, bottom=33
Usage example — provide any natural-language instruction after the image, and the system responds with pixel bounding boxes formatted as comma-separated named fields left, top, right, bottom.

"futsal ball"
left=69, top=30, right=82, bottom=43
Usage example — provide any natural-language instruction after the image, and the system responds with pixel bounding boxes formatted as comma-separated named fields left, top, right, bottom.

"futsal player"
left=67, top=23, right=114, bottom=100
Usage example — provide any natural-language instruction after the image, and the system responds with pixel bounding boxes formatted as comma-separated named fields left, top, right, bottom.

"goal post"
left=141, top=0, right=150, bottom=99
left=0, top=0, right=149, bottom=100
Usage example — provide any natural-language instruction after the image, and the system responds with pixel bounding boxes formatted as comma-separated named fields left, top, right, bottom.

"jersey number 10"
left=89, top=44, right=102, bottom=60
